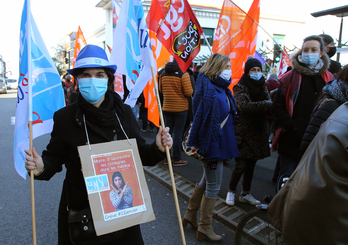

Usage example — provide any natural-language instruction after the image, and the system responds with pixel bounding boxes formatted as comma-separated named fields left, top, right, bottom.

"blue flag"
left=110, top=0, right=154, bottom=107
left=14, top=0, right=65, bottom=179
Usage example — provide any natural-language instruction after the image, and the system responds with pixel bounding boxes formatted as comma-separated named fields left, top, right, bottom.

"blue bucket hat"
left=67, top=44, right=117, bottom=75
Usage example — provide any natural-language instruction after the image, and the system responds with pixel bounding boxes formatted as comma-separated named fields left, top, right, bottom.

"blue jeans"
left=198, top=161, right=224, bottom=198
left=132, top=104, right=139, bottom=120
left=163, top=111, right=187, bottom=161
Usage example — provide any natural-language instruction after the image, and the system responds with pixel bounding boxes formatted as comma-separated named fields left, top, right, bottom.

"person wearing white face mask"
left=271, top=35, right=334, bottom=180
left=225, top=58, right=272, bottom=207
left=23, top=44, right=173, bottom=245
left=182, top=53, right=239, bottom=243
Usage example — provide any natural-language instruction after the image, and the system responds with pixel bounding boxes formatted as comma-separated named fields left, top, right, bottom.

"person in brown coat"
left=268, top=102, right=348, bottom=245
left=159, top=60, right=193, bottom=166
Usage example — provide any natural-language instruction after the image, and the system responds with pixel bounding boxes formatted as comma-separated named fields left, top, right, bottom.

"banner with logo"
left=146, top=0, right=203, bottom=72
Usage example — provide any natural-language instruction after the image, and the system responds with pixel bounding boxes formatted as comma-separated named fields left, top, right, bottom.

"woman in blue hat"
left=24, top=44, right=172, bottom=245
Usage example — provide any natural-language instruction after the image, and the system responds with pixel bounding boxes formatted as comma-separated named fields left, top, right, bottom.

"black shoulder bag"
left=65, top=181, right=124, bottom=245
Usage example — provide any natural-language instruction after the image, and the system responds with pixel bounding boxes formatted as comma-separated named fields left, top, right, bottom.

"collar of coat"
left=291, top=50, right=330, bottom=76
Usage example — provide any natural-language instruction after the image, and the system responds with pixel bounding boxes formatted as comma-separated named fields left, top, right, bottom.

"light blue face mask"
left=78, top=77, right=108, bottom=104
left=301, top=53, right=320, bottom=66
left=249, top=72, right=262, bottom=81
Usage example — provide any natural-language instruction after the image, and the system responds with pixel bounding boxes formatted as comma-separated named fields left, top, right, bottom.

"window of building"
left=201, top=28, right=214, bottom=46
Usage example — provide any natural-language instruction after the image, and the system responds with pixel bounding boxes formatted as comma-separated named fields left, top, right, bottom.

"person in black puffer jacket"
left=301, top=64, right=348, bottom=153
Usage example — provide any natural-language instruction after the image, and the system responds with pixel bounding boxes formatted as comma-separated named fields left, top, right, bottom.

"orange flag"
left=213, top=0, right=260, bottom=90
left=72, top=26, right=87, bottom=69
left=70, top=26, right=87, bottom=86
left=144, top=30, right=171, bottom=127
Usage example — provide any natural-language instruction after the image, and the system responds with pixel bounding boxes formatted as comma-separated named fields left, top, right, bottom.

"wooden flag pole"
left=27, top=0, right=37, bottom=243
left=29, top=121, right=37, bottom=245
left=150, top=67, right=186, bottom=245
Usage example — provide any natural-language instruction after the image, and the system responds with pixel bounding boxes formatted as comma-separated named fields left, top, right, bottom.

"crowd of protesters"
left=51, top=33, right=346, bottom=243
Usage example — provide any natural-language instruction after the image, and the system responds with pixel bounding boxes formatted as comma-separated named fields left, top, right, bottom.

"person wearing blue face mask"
left=271, top=35, right=334, bottom=180
left=182, top=53, right=239, bottom=243
left=24, top=44, right=173, bottom=245
left=225, top=57, right=272, bottom=207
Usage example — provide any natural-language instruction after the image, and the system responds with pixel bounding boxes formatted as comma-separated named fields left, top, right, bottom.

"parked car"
left=6, top=79, right=18, bottom=90
left=0, top=78, right=7, bottom=94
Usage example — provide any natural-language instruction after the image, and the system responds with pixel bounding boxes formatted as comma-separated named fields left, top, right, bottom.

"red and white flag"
left=213, top=0, right=260, bottom=90
left=277, top=50, right=291, bottom=79
left=146, top=0, right=203, bottom=72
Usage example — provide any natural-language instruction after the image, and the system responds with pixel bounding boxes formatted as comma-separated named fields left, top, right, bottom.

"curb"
left=143, top=164, right=248, bottom=231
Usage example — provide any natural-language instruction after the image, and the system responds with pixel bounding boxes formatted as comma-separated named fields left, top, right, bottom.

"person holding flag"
left=24, top=44, right=172, bottom=245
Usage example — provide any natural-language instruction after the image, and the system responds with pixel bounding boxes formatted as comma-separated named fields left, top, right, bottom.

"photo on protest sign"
left=87, top=149, right=146, bottom=220
left=78, top=139, right=155, bottom=236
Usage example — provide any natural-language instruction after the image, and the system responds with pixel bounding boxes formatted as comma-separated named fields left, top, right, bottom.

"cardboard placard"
left=78, top=138, right=155, bottom=236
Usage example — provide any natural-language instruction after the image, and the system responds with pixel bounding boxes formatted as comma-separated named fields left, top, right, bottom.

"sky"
left=0, top=0, right=347, bottom=79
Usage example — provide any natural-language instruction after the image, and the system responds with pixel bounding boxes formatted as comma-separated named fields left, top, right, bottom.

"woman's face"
left=302, top=40, right=322, bottom=58
left=248, top=66, right=262, bottom=76
left=224, top=62, right=231, bottom=71
left=114, top=176, right=123, bottom=189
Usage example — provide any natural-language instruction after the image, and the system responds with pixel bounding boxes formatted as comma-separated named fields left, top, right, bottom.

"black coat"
left=300, top=95, right=341, bottom=153
left=35, top=94, right=165, bottom=244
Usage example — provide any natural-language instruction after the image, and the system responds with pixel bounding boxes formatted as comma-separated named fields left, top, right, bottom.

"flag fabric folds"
left=277, top=50, right=291, bottom=79
left=14, top=0, right=65, bottom=179
left=144, top=30, right=171, bottom=127
left=72, top=26, right=87, bottom=69
left=213, top=0, right=260, bottom=89
left=146, top=0, right=203, bottom=72
left=112, top=0, right=121, bottom=33
left=111, top=0, right=154, bottom=107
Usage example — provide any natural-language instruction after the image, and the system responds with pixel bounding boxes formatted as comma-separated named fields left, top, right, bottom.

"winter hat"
left=319, top=34, right=334, bottom=45
left=67, top=44, right=117, bottom=75
left=269, top=73, right=278, bottom=81
left=244, top=58, right=262, bottom=75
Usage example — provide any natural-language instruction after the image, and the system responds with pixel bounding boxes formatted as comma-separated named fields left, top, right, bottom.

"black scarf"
left=77, top=90, right=125, bottom=128
left=239, top=74, right=268, bottom=102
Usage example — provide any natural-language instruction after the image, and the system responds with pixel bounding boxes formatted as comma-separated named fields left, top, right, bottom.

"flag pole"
left=150, top=67, right=187, bottom=245
left=202, top=32, right=213, bottom=55
left=27, top=0, right=37, bottom=244
left=228, top=0, right=290, bottom=60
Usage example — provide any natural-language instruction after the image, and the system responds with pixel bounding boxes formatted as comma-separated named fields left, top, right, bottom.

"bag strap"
left=220, top=94, right=231, bottom=129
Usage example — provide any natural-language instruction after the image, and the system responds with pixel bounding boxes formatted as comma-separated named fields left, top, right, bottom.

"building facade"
left=91, top=0, right=305, bottom=67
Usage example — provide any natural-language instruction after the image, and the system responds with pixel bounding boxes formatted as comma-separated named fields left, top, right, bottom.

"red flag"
left=213, top=0, right=260, bottom=90
left=146, top=0, right=203, bottom=72
left=277, top=50, right=291, bottom=79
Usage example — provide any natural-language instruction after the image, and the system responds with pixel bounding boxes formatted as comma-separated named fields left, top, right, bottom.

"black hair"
left=111, top=171, right=125, bottom=189
left=71, top=67, right=115, bottom=90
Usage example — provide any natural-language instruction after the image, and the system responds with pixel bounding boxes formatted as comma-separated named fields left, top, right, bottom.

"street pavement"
left=0, top=90, right=277, bottom=244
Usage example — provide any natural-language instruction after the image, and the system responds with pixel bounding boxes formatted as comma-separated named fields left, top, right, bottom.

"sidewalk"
left=139, top=127, right=278, bottom=237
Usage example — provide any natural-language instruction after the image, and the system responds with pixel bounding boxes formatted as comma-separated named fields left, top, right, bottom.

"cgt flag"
left=146, top=0, right=203, bottom=72
left=111, top=0, right=154, bottom=107
left=213, top=0, right=260, bottom=89
left=14, top=0, right=65, bottom=179
left=277, top=49, right=291, bottom=79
